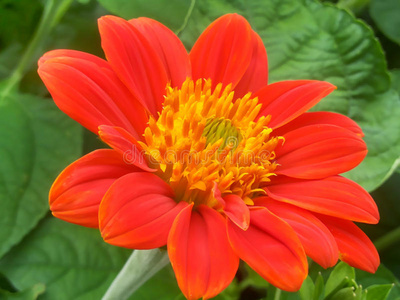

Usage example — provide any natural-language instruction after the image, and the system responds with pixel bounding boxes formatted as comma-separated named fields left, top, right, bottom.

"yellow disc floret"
left=139, top=78, right=282, bottom=208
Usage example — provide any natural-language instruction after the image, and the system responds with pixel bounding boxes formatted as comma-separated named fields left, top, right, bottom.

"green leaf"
left=0, top=0, right=43, bottom=47
left=0, top=283, right=45, bottom=300
left=313, top=272, right=325, bottom=300
left=0, top=44, right=23, bottom=80
left=336, top=0, right=370, bottom=15
left=329, top=287, right=357, bottom=300
left=325, top=262, right=356, bottom=297
left=241, top=263, right=269, bottom=289
left=0, top=92, right=82, bottom=258
left=390, top=70, right=400, bottom=96
left=0, top=218, right=131, bottom=300
left=180, top=0, right=400, bottom=191
left=130, top=265, right=184, bottom=300
left=299, top=276, right=315, bottom=300
left=103, top=249, right=170, bottom=300
left=97, top=0, right=192, bottom=32
left=365, top=284, right=394, bottom=300
left=212, top=280, right=241, bottom=300
left=356, top=265, right=400, bottom=300
left=370, top=0, right=400, bottom=45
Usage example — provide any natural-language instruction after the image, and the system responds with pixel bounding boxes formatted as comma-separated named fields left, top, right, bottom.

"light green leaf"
left=356, top=265, right=400, bottom=300
left=370, top=0, right=400, bottom=45
left=329, top=287, right=357, bottom=300
left=0, top=283, right=45, bottom=300
left=365, top=284, right=394, bottom=300
left=0, top=93, right=82, bottom=258
left=180, top=0, right=400, bottom=191
left=313, top=272, right=325, bottom=300
left=325, top=262, right=356, bottom=297
left=97, top=0, right=192, bottom=32
left=299, top=276, right=315, bottom=300
left=0, top=218, right=131, bottom=300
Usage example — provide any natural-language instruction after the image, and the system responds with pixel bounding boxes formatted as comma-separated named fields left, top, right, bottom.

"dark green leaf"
left=97, top=0, right=192, bottom=32
left=20, top=1, right=106, bottom=96
left=390, top=70, right=400, bottom=96
left=0, top=0, right=43, bottom=46
left=0, top=92, right=82, bottom=258
left=0, top=44, right=23, bottom=80
left=241, top=263, right=269, bottom=289
left=0, top=218, right=131, bottom=300
left=336, top=0, right=370, bottom=15
left=370, top=0, right=400, bottom=45
left=130, top=265, right=185, bottom=300
left=180, top=0, right=400, bottom=191
left=0, top=283, right=45, bottom=300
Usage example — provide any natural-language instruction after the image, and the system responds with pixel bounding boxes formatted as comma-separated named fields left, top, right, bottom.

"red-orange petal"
left=98, top=125, right=155, bottom=172
left=129, top=17, right=191, bottom=88
left=234, top=30, right=268, bottom=98
left=227, top=207, right=308, bottom=292
left=265, top=176, right=379, bottom=224
left=316, top=214, right=380, bottom=273
left=223, top=194, right=250, bottom=230
left=254, top=197, right=338, bottom=268
left=38, top=50, right=148, bottom=139
left=254, top=80, right=336, bottom=129
left=50, top=149, right=137, bottom=228
left=99, top=172, right=187, bottom=249
left=168, top=205, right=239, bottom=300
left=273, top=111, right=364, bottom=137
left=275, top=124, right=367, bottom=179
left=98, top=15, right=168, bottom=116
left=190, top=14, right=252, bottom=90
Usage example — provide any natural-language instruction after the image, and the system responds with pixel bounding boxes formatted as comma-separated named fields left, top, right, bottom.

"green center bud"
left=202, top=118, right=242, bottom=149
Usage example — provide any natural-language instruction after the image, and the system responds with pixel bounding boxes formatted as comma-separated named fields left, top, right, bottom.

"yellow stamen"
left=142, top=78, right=281, bottom=208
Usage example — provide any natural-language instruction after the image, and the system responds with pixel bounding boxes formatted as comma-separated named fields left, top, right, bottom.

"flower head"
left=38, top=14, right=379, bottom=299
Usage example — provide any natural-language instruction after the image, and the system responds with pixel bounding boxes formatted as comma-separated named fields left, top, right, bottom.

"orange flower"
left=38, top=14, right=379, bottom=299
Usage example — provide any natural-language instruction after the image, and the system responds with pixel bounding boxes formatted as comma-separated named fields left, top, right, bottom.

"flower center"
left=139, top=78, right=282, bottom=207
left=202, top=118, right=242, bottom=150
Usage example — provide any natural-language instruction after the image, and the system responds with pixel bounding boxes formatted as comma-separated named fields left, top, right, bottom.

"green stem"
left=274, top=288, right=282, bottom=300
left=374, top=226, right=400, bottom=252
left=175, top=0, right=196, bottom=35
left=266, top=285, right=282, bottom=300
left=102, top=249, right=170, bottom=300
left=0, top=0, right=73, bottom=100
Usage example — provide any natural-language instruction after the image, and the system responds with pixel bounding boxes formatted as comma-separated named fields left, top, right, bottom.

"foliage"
left=0, top=0, right=400, bottom=299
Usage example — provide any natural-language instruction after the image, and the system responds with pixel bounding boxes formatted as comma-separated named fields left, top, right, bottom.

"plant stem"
left=374, top=226, right=400, bottom=252
left=102, top=249, right=170, bottom=300
left=175, top=0, right=196, bottom=35
left=266, top=285, right=282, bottom=300
left=0, top=0, right=73, bottom=99
left=274, top=288, right=282, bottom=300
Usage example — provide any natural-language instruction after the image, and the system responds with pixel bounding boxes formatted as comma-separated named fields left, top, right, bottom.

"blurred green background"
left=0, top=0, right=399, bottom=299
